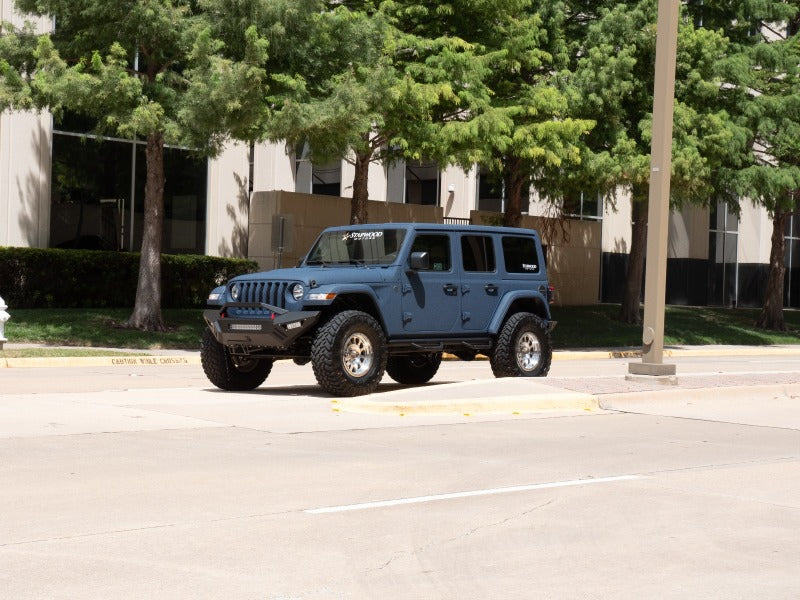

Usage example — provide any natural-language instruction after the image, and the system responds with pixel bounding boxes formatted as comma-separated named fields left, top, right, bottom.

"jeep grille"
left=229, top=280, right=289, bottom=315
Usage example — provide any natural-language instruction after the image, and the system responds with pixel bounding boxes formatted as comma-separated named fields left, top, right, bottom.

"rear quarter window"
left=501, top=236, right=540, bottom=274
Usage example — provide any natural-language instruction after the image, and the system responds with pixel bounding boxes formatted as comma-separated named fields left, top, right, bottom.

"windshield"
left=305, top=229, right=406, bottom=266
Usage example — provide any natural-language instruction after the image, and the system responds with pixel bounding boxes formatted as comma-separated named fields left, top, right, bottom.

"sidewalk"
left=337, top=345, right=800, bottom=416
left=3, top=343, right=800, bottom=419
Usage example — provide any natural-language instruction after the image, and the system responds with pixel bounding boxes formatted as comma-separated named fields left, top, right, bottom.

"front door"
left=401, top=233, right=460, bottom=334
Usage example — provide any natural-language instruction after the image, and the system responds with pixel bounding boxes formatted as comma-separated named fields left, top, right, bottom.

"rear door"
left=459, top=233, right=503, bottom=331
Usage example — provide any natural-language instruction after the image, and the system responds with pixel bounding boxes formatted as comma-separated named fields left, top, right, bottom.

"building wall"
left=248, top=190, right=443, bottom=270
left=253, top=141, right=295, bottom=193
left=205, top=142, right=251, bottom=258
left=440, top=164, right=478, bottom=220
left=0, top=4, right=52, bottom=249
left=0, top=111, right=51, bottom=248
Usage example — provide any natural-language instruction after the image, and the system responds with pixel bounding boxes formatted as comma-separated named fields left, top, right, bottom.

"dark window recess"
left=502, top=236, right=540, bottom=274
left=405, top=160, right=439, bottom=205
left=461, top=235, right=495, bottom=272
left=411, top=234, right=451, bottom=272
left=312, top=163, right=341, bottom=196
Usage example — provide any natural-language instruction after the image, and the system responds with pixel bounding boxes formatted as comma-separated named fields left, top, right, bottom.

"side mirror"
left=409, top=251, right=430, bottom=271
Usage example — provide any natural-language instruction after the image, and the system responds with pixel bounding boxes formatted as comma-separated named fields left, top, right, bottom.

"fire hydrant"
left=0, top=295, right=9, bottom=350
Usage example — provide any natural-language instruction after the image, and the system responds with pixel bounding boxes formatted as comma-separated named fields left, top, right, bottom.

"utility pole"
left=628, top=0, right=680, bottom=381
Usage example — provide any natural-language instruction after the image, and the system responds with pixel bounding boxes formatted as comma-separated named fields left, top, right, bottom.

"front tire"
left=311, top=310, right=387, bottom=397
left=490, top=312, right=552, bottom=378
left=386, top=352, right=442, bottom=385
left=201, top=328, right=273, bottom=391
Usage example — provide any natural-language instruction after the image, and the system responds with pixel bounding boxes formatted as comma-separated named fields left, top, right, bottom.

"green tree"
left=731, top=8, right=800, bottom=331
left=265, top=0, right=503, bottom=224
left=1, top=1, right=270, bottom=331
left=426, top=0, right=593, bottom=228
left=566, top=0, right=745, bottom=323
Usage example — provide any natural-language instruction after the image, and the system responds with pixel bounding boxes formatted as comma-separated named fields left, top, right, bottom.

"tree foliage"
left=1, top=0, right=271, bottom=330
left=562, top=0, right=745, bottom=323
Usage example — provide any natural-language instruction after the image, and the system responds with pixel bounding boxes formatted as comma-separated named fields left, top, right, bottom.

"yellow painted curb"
left=335, top=392, right=600, bottom=416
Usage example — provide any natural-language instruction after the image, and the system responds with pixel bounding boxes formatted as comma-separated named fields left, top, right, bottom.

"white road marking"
left=304, top=475, right=642, bottom=514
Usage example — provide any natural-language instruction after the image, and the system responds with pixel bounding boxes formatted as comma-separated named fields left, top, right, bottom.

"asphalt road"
left=1, top=355, right=799, bottom=599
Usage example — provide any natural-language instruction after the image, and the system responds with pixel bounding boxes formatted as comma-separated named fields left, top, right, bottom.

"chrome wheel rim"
left=516, top=331, right=541, bottom=372
left=342, top=332, right=373, bottom=378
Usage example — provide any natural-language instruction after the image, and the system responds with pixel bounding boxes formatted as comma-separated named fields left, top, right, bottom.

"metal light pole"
left=628, top=0, right=680, bottom=380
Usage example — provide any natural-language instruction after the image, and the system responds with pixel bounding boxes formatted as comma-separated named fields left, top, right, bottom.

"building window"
left=563, top=191, right=602, bottom=221
left=785, top=213, right=800, bottom=308
left=477, top=165, right=503, bottom=213
left=50, top=114, right=207, bottom=254
left=312, top=162, right=342, bottom=196
left=405, top=160, right=440, bottom=205
left=708, top=202, right=739, bottom=307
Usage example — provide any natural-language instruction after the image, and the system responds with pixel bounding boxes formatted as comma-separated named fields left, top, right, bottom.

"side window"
left=461, top=235, right=496, bottom=272
left=502, top=236, right=540, bottom=274
left=411, top=234, right=451, bottom=271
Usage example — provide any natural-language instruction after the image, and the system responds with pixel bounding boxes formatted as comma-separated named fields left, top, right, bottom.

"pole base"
left=626, top=361, right=677, bottom=384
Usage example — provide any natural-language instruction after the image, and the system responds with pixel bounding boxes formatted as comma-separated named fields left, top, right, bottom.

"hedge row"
left=0, top=247, right=259, bottom=309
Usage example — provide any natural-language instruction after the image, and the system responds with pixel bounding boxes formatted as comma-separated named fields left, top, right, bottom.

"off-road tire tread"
left=201, top=328, right=273, bottom=390
left=490, top=312, right=552, bottom=378
left=386, top=353, right=443, bottom=385
left=311, top=310, right=387, bottom=397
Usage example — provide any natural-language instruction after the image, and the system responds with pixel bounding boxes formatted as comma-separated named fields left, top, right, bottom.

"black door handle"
left=443, top=283, right=458, bottom=295
left=484, top=284, right=498, bottom=294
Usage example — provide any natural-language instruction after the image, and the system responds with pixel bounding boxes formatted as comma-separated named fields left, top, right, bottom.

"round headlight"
left=291, top=283, right=304, bottom=301
left=230, top=282, right=240, bottom=301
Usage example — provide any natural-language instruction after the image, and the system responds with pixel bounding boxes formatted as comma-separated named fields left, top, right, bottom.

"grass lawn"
left=2, top=304, right=799, bottom=352
left=5, top=308, right=206, bottom=350
left=0, top=348, right=146, bottom=358
left=552, top=304, right=800, bottom=349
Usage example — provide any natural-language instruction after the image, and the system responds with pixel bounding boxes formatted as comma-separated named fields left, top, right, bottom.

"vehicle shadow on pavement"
left=202, top=381, right=454, bottom=399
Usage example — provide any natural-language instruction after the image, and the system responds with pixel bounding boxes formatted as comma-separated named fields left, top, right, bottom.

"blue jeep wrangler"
left=202, top=223, right=555, bottom=396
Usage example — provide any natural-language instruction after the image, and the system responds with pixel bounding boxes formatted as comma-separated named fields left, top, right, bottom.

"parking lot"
left=1, top=354, right=799, bottom=599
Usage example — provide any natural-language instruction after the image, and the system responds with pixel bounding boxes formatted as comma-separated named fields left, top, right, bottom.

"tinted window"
left=306, top=229, right=406, bottom=265
left=461, top=235, right=495, bottom=272
left=411, top=234, right=451, bottom=271
left=502, top=236, right=540, bottom=274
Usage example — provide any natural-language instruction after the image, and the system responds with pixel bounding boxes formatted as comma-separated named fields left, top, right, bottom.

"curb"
left=1, top=355, right=201, bottom=369
left=3, top=345, right=800, bottom=369
left=599, top=382, right=800, bottom=409
left=333, top=392, right=600, bottom=416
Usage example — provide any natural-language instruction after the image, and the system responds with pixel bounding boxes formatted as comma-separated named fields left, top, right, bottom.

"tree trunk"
left=124, top=132, right=166, bottom=331
left=502, top=157, right=527, bottom=228
left=350, top=151, right=371, bottom=225
left=755, top=208, right=788, bottom=331
left=619, top=187, right=649, bottom=324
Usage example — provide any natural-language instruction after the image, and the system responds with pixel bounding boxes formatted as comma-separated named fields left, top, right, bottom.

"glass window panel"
left=502, top=236, right=540, bottom=274
left=49, top=133, right=133, bottom=250
left=461, top=235, right=496, bottom=272
left=410, top=234, right=451, bottom=271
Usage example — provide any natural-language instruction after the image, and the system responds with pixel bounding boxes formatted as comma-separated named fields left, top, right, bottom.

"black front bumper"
left=203, top=302, right=320, bottom=348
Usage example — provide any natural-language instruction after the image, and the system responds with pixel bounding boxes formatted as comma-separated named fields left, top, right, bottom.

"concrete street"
left=1, top=351, right=799, bottom=599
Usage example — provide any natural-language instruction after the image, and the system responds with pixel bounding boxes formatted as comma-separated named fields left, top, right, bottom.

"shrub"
left=0, top=247, right=258, bottom=308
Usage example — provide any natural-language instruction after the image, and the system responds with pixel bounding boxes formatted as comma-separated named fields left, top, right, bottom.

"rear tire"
left=201, top=328, right=273, bottom=390
left=311, top=310, right=387, bottom=397
left=490, top=312, right=552, bottom=378
left=386, top=352, right=442, bottom=385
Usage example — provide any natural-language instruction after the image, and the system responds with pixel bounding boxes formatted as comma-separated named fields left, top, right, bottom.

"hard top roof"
left=322, top=222, right=540, bottom=236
